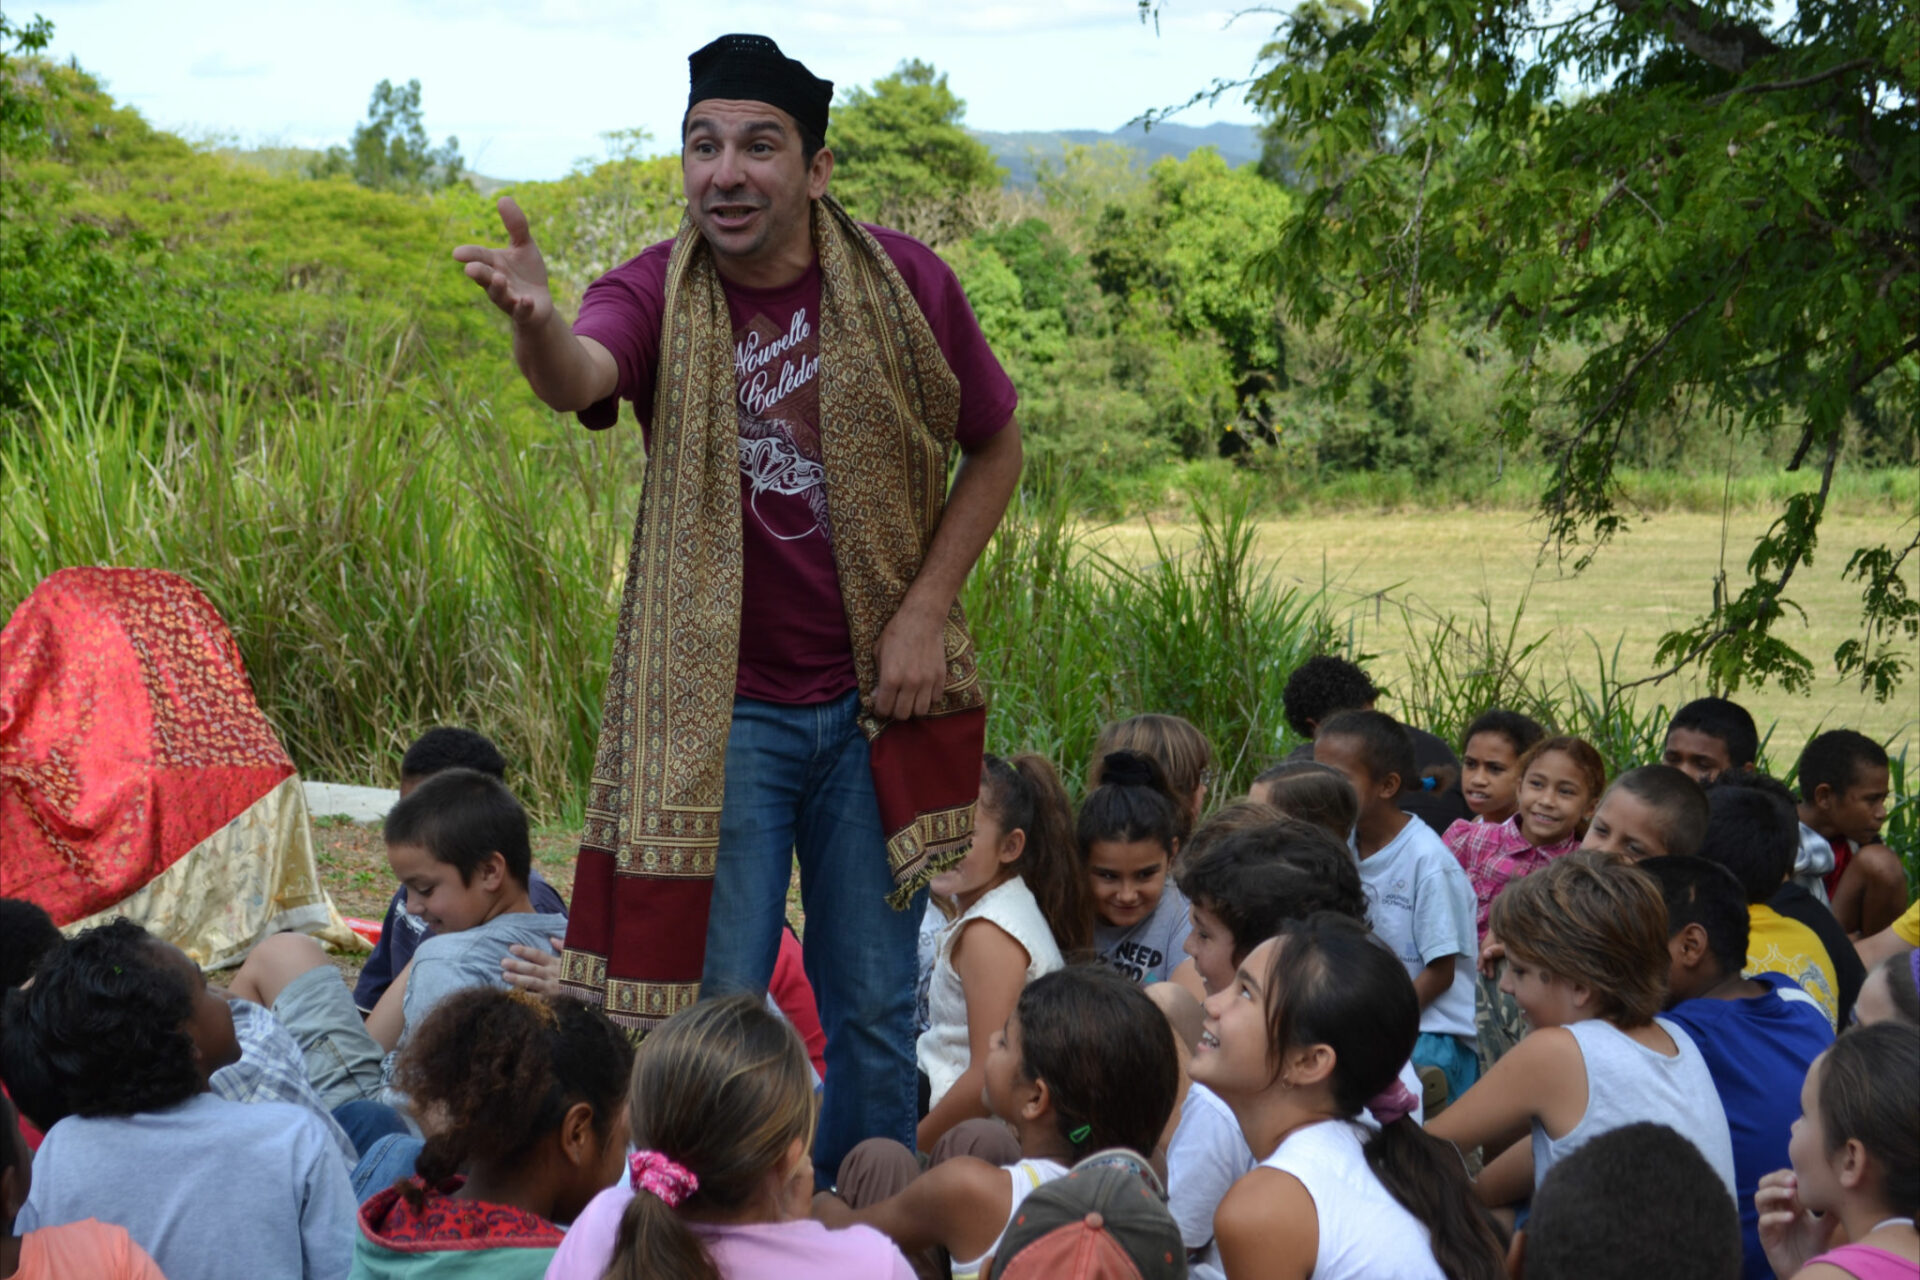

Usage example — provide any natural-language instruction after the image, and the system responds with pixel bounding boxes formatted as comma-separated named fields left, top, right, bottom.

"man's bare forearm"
left=902, top=420, right=1023, bottom=620
left=513, top=311, right=616, bottom=412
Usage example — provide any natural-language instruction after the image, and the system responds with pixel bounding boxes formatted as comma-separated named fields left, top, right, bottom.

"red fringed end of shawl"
left=562, top=844, right=712, bottom=1027
left=868, top=703, right=987, bottom=903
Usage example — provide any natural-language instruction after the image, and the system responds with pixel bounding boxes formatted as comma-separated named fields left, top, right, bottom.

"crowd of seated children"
left=5, top=670, right=1914, bottom=1280
left=1641, top=855, right=1836, bottom=1279
left=352, top=729, right=570, bottom=1015
left=1429, top=853, right=1737, bottom=1213
left=1694, top=779, right=1857, bottom=1027
left=1280, top=655, right=1468, bottom=830
left=1165, top=818, right=1426, bottom=1276
left=915, top=754, right=1084, bottom=1152
left=817, top=966, right=1179, bottom=1280
left=1796, top=730, right=1907, bottom=937
left=1313, top=709, right=1481, bottom=1111
left=1756, top=1024, right=1919, bottom=1279
left=1079, top=752, right=1193, bottom=985
left=1, top=919, right=356, bottom=1280
left=352, top=988, right=631, bottom=1278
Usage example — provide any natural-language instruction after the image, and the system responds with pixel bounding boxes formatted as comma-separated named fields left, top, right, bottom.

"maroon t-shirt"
left=572, top=226, right=1017, bottom=705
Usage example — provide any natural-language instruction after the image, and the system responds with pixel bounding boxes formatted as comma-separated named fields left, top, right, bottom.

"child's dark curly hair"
left=393, top=988, right=633, bottom=1206
left=0, top=897, right=62, bottom=990
left=1281, top=655, right=1379, bottom=740
left=0, top=919, right=200, bottom=1127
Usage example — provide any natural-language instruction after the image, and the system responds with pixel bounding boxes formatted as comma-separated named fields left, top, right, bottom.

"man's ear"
left=808, top=146, right=834, bottom=199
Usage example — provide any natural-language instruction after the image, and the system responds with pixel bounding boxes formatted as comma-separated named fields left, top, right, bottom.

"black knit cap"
left=685, top=34, right=833, bottom=142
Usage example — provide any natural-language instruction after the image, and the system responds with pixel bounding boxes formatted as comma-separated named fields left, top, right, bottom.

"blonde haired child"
left=1429, top=852, right=1737, bottom=1209
left=545, top=995, right=913, bottom=1280
left=1090, top=714, right=1215, bottom=838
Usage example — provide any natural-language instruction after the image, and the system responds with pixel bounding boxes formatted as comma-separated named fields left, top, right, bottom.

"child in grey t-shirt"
left=1081, top=750, right=1192, bottom=985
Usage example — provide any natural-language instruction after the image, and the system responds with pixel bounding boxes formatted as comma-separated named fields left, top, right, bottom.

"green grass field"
left=1095, top=509, right=1919, bottom=757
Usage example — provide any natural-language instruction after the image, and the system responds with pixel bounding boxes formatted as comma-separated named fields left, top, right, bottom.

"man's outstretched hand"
left=453, top=196, right=555, bottom=329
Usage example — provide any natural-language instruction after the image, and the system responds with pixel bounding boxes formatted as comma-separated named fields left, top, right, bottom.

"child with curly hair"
left=351, top=988, right=633, bottom=1277
left=0, top=919, right=354, bottom=1280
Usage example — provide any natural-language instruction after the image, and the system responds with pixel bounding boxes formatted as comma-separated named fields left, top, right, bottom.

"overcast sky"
left=32, top=0, right=1273, bottom=181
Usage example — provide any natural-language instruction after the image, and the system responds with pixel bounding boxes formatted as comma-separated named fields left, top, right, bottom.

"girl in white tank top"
left=1190, top=915, right=1507, bottom=1280
left=914, top=754, right=1086, bottom=1153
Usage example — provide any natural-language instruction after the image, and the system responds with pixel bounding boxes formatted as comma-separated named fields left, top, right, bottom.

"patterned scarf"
left=560, top=197, right=987, bottom=1030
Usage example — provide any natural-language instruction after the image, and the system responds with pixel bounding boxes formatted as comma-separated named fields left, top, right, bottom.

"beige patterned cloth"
left=561, top=197, right=989, bottom=1029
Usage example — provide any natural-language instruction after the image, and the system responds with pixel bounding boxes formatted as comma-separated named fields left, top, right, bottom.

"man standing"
left=452, top=34, right=1021, bottom=1180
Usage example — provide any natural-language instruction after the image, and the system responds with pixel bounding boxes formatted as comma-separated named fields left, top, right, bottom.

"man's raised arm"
left=453, top=195, right=618, bottom=413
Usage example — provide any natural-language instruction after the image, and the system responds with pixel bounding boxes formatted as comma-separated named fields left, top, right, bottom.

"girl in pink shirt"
left=1756, top=1023, right=1918, bottom=1280
left=544, top=996, right=911, bottom=1280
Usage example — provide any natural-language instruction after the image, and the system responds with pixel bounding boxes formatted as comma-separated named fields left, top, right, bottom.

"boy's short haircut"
left=383, top=767, right=531, bottom=887
left=1795, top=729, right=1889, bottom=801
left=1463, top=708, right=1547, bottom=758
left=400, top=727, right=508, bottom=782
left=1608, top=766, right=1710, bottom=858
left=1315, top=709, right=1415, bottom=791
left=1248, top=761, right=1358, bottom=841
left=1667, top=698, right=1760, bottom=770
left=1489, top=852, right=1670, bottom=1026
left=1637, top=856, right=1752, bottom=977
left=1280, top=655, right=1378, bottom=740
left=0, top=897, right=63, bottom=989
left=1524, top=1121, right=1741, bottom=1280
left=1696, top=781, right=1798, bottom=904
left=1177, top=818, right=1369, bottom=962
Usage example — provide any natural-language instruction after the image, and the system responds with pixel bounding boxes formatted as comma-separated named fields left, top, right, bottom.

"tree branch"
left=1702, top=57, right=1874, bottom=105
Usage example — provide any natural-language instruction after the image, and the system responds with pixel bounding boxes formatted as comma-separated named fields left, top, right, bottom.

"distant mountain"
left=971, top=121, right=1263, bottom=187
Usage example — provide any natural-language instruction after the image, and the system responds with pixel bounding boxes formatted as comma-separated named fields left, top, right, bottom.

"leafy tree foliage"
left=1157, top=0, right=1918, bottom=699
left=312, top=78, right=464, bottom=194
left=829, top=60, right=1002, bottom=228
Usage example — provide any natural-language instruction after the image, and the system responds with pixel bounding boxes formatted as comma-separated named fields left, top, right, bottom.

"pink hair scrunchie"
left=1366, top=1079, right=1419, bottom=1126
left=630, top=1150, right=700, bottom=1207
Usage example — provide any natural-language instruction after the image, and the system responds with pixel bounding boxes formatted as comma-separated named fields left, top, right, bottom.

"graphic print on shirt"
left=734, top=304, right=829, bottom=545
left=1106, top=941, right=1165, bottom=984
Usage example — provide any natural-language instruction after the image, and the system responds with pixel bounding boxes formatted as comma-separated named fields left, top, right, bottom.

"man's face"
left=682, top=99, right=831, bottom=277
left=1662, top=727, right=1737, bottom=785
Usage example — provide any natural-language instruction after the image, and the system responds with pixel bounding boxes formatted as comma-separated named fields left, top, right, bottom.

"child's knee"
left=233, top=932, right=332, bottom=1006
left=1858, top=845, right=1910, bottom=896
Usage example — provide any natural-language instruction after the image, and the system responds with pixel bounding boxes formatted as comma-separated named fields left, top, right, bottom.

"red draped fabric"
left=0, top=568, right=293, bottom=925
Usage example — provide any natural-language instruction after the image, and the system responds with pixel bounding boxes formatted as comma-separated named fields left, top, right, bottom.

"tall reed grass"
left=1, top=335, right=640, bottom=816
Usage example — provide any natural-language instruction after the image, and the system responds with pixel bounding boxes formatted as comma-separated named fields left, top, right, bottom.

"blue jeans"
left=701, top=691, right=925, bottom=1186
